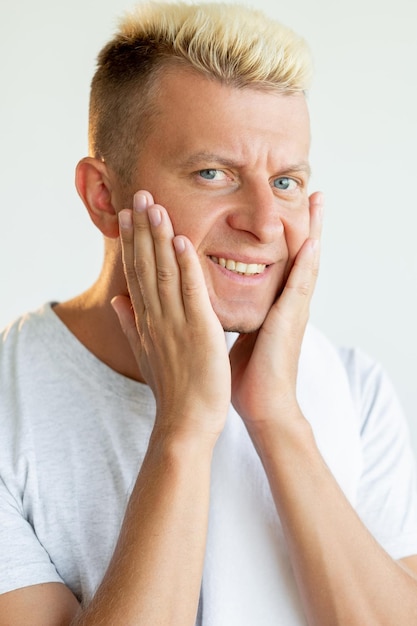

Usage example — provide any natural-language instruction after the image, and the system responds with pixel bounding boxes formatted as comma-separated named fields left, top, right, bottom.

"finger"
left=308, top=191, right=324, bottom=241
left=146, top=203, right=183, bottom=316
left=118, top=208, right=146, bottom=319
left=130, top=191, right=163, bottom=315
left=281, top=236, right=320, bottom=315
left=279, top=190, right=322, bottom=310
left=135, top=189, right=155, bottom=207
left=266, top=193, right=323, bottom=333
left=111, top=294, right=143, bottom=355
left=173, top=235, right=217, bottom=324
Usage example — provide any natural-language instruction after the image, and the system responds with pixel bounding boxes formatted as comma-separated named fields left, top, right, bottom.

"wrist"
left=149, top=418, right=219, bottom=462
left=246, top=405, right=314, bottom=463
left=153, top=399, right=227, bottom=443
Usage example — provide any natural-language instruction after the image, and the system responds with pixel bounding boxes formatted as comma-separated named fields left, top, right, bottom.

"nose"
left=226, top=183, right=284, bottom=243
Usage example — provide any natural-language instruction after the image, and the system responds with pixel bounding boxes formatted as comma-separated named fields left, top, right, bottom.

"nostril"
left=227, top=209, right=285, bottom=243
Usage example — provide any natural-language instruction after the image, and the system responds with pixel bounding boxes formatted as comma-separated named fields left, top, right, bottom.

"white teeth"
left=211, top=256, right=267, bottom=275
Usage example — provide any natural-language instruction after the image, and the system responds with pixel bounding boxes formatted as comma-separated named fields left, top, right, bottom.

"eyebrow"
left=179, top=152, right=242, bottom=169
left=178, top=151, right=312, bottom=177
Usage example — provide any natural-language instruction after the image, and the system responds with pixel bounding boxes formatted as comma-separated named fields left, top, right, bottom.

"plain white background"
left=1, top=0, right=416, bottom=453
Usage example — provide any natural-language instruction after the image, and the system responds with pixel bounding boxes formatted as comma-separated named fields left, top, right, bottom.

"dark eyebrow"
left=179, top=151, right=311, bottom=178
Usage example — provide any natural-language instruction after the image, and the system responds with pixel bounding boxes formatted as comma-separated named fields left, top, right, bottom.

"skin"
left=123, top=67, right=313, bottom=336
left=2, top=66, right=417, bottom=625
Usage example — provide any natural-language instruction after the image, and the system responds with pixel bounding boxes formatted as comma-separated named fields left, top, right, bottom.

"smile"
left=210, top=256, right=267, bottom=276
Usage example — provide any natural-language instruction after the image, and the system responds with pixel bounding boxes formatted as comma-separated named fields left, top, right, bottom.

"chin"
left=216, top=308, right=267, bottom=335
left=209, top=289, right=277, bottom=334
left=221, top=321, right=260, bottom=334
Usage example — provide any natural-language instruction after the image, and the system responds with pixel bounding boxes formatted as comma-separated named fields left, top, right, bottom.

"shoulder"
left=0, top=303, right=57, bottom=360
left=301, top=324, right=409, bottom=437
left=307, top=326, right=412, bottom=461
left=335, top=343, right=405, bottom=438
left=302, top=325, right=394, bottom=411
left=0, top=303, right=63, bottom=442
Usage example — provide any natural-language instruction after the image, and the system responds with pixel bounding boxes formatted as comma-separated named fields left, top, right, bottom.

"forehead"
left=142, top=67, right=311, bottom=168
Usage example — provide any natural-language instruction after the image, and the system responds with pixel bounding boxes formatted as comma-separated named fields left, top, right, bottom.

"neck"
left=53, top=255, right=144, bottom=383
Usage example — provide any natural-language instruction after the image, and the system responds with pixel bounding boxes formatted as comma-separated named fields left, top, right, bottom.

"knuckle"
left=133, top=218, right=150, bottom=232
left=294, top=281, right=311, bottom=297
left=157, top=266, right=176, bottom=283
left=124, top=265, right=138, bottom=283
left=182, top=281, right=200, bottom=299
left=119, top=229, right=133, bottom=244
left=133, top=256, right=150, bottom=276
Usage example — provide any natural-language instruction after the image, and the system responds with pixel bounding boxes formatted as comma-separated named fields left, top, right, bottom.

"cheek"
left=161, top=194, right=221, bottom=246
left=168, top=211, right=207, bottom=244
left=283, top=210, right=310, bottom=260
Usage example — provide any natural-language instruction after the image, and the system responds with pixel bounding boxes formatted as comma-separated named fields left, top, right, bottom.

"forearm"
left=74, top=425, right=215, bottom=626
left=250, top=414, right=417, bottom=626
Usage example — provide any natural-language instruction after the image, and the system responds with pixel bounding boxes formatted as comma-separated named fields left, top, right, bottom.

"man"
left=1, top=2, right=417, bottom=624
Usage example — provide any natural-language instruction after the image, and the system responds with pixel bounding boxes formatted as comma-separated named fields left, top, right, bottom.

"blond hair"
left=89, top=1, right=313, bottom=184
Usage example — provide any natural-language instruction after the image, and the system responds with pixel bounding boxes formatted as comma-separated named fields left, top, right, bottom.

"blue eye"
left=273, top=177, right=297, bottom=190
left=199, top=169, right=219, bottom=180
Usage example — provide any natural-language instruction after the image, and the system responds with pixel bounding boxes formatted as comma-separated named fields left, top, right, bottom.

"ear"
left=75, top=157, right=120, bottom=239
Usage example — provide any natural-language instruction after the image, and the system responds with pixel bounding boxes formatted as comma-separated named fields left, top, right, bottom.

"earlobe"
left=75, top=157, right=120, bottom=238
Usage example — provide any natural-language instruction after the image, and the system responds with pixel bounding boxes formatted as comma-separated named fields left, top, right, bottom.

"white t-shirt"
left=1, top=304, right=417, bottom=625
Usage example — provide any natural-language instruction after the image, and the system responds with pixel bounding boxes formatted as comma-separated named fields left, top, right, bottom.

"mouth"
left=210, top=256, right=267, bottom=276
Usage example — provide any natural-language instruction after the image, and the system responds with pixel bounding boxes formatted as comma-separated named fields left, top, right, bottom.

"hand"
left=229, top=192, right=323, bottom=431
left=112, top=191, right=231, bottom=440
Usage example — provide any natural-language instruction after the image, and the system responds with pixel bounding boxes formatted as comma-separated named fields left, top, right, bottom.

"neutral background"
left=1, top=0, right=416, bottom=452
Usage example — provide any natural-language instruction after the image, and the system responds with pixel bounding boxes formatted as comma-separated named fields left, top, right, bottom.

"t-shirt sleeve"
left=0, top=472, right=64, bottom=595
left=340, top=346, right=417, bottom=560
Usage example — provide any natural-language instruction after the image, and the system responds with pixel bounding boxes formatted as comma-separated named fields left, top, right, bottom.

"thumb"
left=111, top=295, right=141, bottom=348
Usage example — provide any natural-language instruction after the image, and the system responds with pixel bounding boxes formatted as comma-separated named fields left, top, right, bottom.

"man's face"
left=131, top=67, right=311, bottom=333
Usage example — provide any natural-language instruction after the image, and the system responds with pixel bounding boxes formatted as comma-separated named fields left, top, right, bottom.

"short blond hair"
left=89, top=2, right=313, bottom=184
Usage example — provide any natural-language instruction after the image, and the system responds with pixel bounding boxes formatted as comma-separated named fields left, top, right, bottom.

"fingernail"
left=316, top=193, right=324, bottom=214
left=310, top=239, right=319, bottom=253
left=110, top=296, right=119, bottom=312
left=134, top=193, right=147, bottom=212
left=118, top=210, right=132, bottom=229
left=148, top=207, right=161, bottom=227
left=173, top=236, right=186, bottom=254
